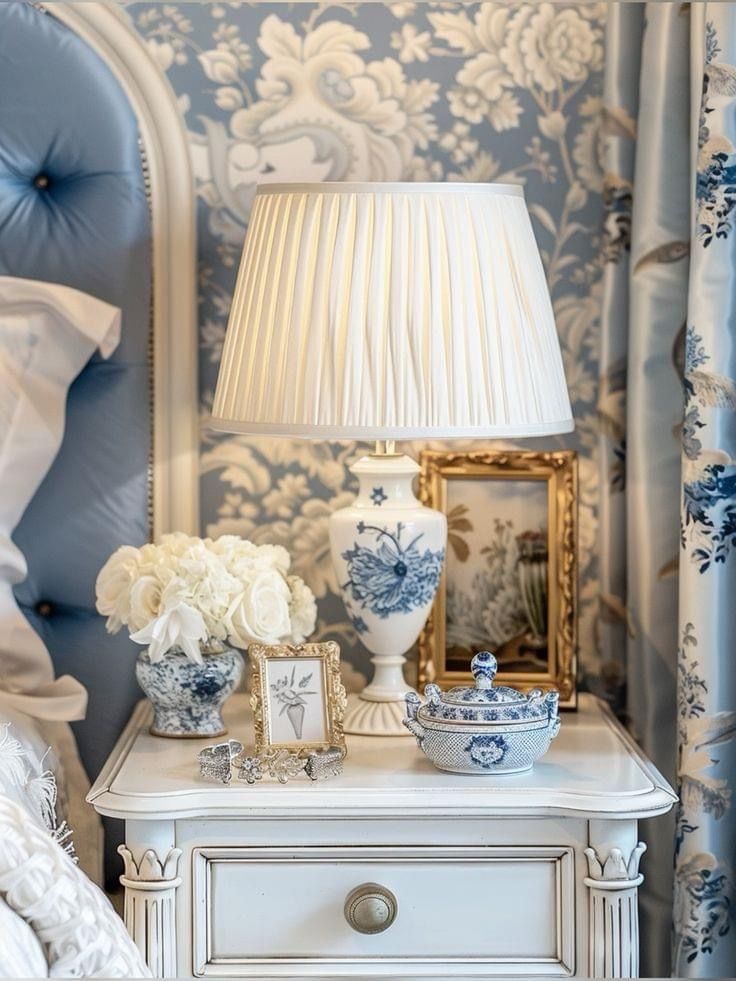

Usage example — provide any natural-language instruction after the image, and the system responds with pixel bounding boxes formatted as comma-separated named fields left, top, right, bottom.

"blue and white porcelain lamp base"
left=329, top=452, right=446, bottom=736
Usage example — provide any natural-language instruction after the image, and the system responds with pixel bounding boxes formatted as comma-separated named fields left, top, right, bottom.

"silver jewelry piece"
left=304, top=746, right=344, bottom=781
left=208, top=743, right=345, bottom=786
left=198, top=740, right=244, bottom=785
left=237, top=755, right=265, bottom=784
left=262, top=748, right=307, bottom=784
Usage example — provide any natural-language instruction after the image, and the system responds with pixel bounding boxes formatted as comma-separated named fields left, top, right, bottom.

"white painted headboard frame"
left=49, top=0, right=199, bottom=539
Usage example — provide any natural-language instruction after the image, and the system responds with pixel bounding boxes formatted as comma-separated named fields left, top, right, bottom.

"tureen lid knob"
left=471, top=652, right=498, bottom=689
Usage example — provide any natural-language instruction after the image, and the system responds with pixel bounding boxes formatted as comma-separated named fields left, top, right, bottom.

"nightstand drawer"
left=192, top=845, right=575, bottom=976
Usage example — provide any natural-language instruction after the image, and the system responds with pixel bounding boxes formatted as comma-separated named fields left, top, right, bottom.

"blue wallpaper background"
left=123, top=1, right=607, bottom=696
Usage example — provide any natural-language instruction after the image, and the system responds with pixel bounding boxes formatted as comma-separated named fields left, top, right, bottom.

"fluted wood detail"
left=118, top=845, right=182, bottom=978
left=584, top=843, right=646, bottom=979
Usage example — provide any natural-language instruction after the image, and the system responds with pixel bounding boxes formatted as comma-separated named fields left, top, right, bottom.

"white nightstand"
left=88, top=694, right=676, bottom=980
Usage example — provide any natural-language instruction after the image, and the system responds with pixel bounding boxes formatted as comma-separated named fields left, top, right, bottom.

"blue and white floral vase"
left=136, top=643, right=243, bottom=738
left=329, top=453, right=446, bottom=736
left=96, top=533, right=317, bottom=739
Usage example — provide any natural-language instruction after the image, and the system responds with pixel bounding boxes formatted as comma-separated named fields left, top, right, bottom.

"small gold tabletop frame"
left=249, top=641, right=348, bottom=756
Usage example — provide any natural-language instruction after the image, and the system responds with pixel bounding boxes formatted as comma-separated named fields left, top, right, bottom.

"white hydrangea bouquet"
left=96, top=533, right=317, bottom=663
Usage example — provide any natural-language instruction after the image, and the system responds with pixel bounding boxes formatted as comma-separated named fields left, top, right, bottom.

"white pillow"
left=0, top=277, right=121, bottom=723
left=0, top=796, right=150, bottom=978
left=0, top=894, right=48, bottom=978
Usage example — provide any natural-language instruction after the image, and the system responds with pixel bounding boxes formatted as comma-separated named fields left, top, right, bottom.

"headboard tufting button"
left=36, top=601, right=54, bottom=617
left=33, top=174, right=50, bottom=190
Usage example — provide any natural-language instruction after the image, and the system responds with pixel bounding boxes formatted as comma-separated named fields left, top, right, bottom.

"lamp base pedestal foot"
left=344, top=692, right=415, bottom=736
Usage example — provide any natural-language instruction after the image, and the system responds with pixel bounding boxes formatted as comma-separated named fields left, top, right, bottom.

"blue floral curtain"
left=602, top=2, right=736, bottom=976
left=675, top=3, right=736, bottom=976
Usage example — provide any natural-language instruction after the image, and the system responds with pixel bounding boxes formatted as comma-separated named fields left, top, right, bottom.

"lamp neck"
left=372, top=439, right=398, bottom=456
left=350, top=453, right=421, bottom=510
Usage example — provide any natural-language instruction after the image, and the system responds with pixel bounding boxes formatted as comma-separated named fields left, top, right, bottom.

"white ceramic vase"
left=329, top=454, right=446, bottom=735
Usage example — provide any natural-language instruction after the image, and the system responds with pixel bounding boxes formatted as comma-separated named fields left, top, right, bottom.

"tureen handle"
left=545, top=690, right=561, bottom=738
left=404, top=691, right=421, bottom=720
left=403, top=693, right=425, bottom=746
left=470, top=652, right=498, bottom=689
left=425, top=683, right=443, bottom=707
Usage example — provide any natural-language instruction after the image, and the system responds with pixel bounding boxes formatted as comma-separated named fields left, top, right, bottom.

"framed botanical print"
left=249, top=641, right=347, bottom=755
left=418, top=450, right=578, bottom=707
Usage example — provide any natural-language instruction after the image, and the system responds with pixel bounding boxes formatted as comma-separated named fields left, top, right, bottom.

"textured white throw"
left=0, top=893, right=47, bottom=978
left=0, top=796, right=150, bottom=978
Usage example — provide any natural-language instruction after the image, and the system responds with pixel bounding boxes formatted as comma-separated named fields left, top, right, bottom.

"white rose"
left=225, top=569, right=292, bottom=648
left=287, top=575, right=317, bottom=643
left=128, top=575, right=163, bottom=633
left=95, top=545, right=141, bottom=633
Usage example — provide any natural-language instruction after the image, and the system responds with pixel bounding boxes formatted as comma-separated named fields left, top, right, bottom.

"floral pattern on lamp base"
left=329, top=454, right=447, bottom=736
left=136, top=646, right=243, bottom=738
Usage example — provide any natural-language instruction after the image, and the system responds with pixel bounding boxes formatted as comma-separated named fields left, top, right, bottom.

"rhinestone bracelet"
left=197, top=740, right=244, bottom=785
left=198, top=742, right=344, bottom=785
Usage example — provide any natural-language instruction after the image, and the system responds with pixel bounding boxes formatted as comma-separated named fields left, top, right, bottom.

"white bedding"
left=0, top=277, right=120, bottom=886
left=0, top=275, right=120, bottom=723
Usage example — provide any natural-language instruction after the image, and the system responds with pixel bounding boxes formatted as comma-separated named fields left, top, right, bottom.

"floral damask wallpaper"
left=124, top=1, right=607, bottom=693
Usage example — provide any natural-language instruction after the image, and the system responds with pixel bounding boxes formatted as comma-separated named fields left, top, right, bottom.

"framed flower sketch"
left=418, top=450, right=578, bottom=707
left=249, top=641, right=347, bottom=755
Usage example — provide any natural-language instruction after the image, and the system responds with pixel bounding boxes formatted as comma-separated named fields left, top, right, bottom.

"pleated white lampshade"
left=211, top=182, right=573, bottom=439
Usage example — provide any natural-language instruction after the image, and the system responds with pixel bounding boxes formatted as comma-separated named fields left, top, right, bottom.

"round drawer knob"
left=344, top=882, right=397, bottom=934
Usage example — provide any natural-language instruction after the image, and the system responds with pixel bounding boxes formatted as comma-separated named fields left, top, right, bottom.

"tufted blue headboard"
left=0, top=1, right=152, bottom=788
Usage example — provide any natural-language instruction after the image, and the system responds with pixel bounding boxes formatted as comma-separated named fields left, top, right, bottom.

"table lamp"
left=211, top=182, right=573, bottom=736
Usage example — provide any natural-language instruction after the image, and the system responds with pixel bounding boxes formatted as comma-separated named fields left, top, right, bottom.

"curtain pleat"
left=627, top=6, right=691, bottom=976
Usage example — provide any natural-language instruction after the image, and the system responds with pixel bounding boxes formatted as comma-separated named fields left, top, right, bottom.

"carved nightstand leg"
left=584, top=822, right=646, bottom=979
left=118, top=840, right=182, bottom=978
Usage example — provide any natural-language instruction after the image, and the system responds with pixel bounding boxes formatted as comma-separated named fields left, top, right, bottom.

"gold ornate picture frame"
left=249, top=641, right=347, bottom=756
left=418, top=449, right=578, bottom=707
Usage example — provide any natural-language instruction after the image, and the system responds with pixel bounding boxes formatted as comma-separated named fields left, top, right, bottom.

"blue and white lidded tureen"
left=404, top=652, right=561, bottom=774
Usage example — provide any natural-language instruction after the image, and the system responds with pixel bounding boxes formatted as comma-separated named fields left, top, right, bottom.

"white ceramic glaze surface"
left=404, top=652, right=560, bottom=774
left=329, top=454, right=446, bottom=735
